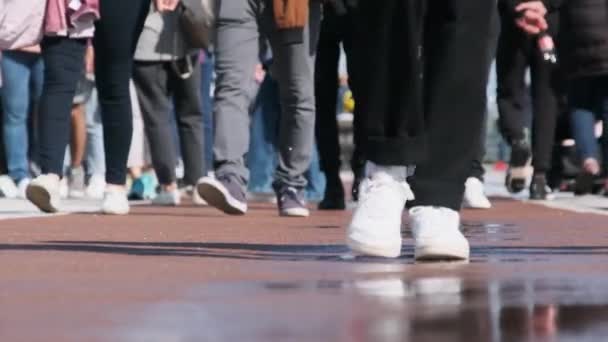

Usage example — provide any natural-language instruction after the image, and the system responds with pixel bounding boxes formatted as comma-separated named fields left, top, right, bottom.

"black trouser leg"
left=314, top=6, right=342, bottom=180
left=355, top=0, right=426, bottom=166
left=94, top=0, right=150, bottom=185
left=38, top=37, right=87, bottom=176
left=496, top=9, right=530, bottom=145
left=409, top=0, right=494, bottom=210
left=172, top=57, right=204, bottom=186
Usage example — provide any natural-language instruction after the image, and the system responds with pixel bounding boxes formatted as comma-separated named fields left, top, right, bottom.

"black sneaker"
left=197, top=174, right=247, bottom=215
left=574, top=171, right=595, bottom=195
left=529, top=174, right=551, bottom=200
left=318, top=174, right=345, bottom=210
left=506, top=139, right=532, bottom=193
left=273, top=183, right=309, bottom=217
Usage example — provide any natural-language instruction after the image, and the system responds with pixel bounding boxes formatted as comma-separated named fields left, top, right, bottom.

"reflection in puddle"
left=117, top=277, right=608, bottom=342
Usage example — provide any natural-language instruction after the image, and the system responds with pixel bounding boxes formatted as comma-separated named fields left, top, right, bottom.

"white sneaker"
left=0, top=175, right=18, bottom=199
left=86, top=174, right=106, bottom=199
left=17, top=178, right=31, bottom=199
left=26, top=174, right=61, bottom=213
left=59, top=178, right=69, bottom=199
left=152, top=189, right=181, bottom=206
left=102, top=187, right=130, bottom=215
left=463, top=177, right=492, bottom=209
left=409, top=206, right=470, bottom=261
left=346, top=165, right=414, bottom=258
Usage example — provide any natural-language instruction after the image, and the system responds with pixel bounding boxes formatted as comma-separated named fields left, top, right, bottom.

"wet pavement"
left=2, top=199, right=608, bottom=341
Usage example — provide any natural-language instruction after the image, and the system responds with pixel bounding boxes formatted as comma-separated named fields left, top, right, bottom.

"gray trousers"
left=133, top=56, right=205, bottom=186
left=213, top=0, right=321, bottom=190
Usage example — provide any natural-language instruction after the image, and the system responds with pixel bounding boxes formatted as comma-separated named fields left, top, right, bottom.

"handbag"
left=177, top=0, right=215, bottom=50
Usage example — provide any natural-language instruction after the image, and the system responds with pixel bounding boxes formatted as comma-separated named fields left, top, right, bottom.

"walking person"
left=132, top=3, right=204, bottom=206
left=26, top=0, right=180, bottom=215
left=197, top=0, right=321, bottom=217
left=0, top=45, right=43, bottom=198
left=496, top=0, right=563, bottom=200
left=315, top=0, right=364, bottom=210
left=346, top=0, right=545, bottom=260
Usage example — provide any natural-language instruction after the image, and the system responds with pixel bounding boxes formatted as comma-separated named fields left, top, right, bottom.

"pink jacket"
left=0, top=0, right=46, bottom=49
left=45, top=0, right=100, bottom=38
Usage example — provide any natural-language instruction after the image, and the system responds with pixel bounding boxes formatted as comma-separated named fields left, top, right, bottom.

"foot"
left=505, top=139, right=532, bottom=193
left=102, top=187, right=130, bottom=215
left=26, top=174, right=61, bottom=213
left=274, top=183, right=310, bottom=217
left=16, top=178, right=31, bottom=200
left=152, top=189, right=181, bottom=206
left=318, top=175, right=345, bottom=210
left=463, top=177, right=491, bottom=209
left=86, top=174, right=106, bottom=199
left=0, top=175, right=18, bottom=199
left=68, top=166, right=86, bottom=198
left=410, top=206, right=470, bottom=261
left=346, top=165, right=414, bottom=258
left=529, top=174, right=553, bottom=200
left=182, top=184, right=207, bottom=205
left=197, top=174, right=247, bottom=215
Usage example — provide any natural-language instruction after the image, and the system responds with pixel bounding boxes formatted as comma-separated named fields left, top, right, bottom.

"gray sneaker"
left=197, top=174, right=247, bottom=215
left=274, top=184, right=309, bottom=217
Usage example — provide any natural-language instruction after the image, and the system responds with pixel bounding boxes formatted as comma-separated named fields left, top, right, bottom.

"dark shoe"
left=318, top=175, right=345, bottom=210
left=274, top=183, right=309, bottom=217
left=574, top=171, right=595, bottom=195
left=197, top=174, right=247, bottom=215
left=529, top=174, right=551, bottom=200
left=506, top=139, right=532, bottom=193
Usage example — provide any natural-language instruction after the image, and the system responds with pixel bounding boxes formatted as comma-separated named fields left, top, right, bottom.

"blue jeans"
left=85, top=87, right=106, bottom=177
left=247, top=75, right=325, bottom=200
left=0, top=51, right=44, bottom=182
left=200, top=50, right=215, bottom=175
left=569, top=77, right=608, bottom=168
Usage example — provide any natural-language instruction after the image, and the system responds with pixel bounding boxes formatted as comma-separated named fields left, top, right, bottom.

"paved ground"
left=2, top=170, right=608, bottom=342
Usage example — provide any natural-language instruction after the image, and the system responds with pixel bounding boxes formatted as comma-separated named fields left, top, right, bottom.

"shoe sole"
left=197, top=180, right=247, bottom=215
left=102, top=207, right=130, bottom=215
left=280, top=207, right=310, bottom=217
left=505, top=166, right=531, bottom=193
left=415, top=242, right=470, bottom=261
left=347, top=236, right=402, bottom=258
left=26, top=184, right=59, bottom=213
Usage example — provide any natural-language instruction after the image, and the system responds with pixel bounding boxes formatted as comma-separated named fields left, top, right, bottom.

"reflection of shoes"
left=102, top=187, right=130, bottom=215
left=16, top=178, right=31, bottom=199
left=86, top=174, right=106, bottom=199
left=411, top=277, right=463, bottom=306
left=197, top=174, right=247, bottom=215
left=353, top=278, right=408, bottom=298
left=410, top=206, right=469, bottom=261
left=463, top=177, right=491, bottom=209
left=274, top=183, right=309, bottom=217
left=506, top=139, right=532, bottom=193
left=26, top=174, right=61, bottom=213
left=152, top=189, right=181, bottom=206
left=68, top=166, right=86, bottom=198
left=347, top=165, right=413, bottom=258
left=0, top=175, right=18, bottom=199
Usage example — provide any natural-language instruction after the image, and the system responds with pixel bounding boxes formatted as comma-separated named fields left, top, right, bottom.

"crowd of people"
left=0, top=0, right=606, bottom=261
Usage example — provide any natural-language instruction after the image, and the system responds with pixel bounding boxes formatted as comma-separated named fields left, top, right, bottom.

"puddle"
left=116, top=276, right=608, bottom=342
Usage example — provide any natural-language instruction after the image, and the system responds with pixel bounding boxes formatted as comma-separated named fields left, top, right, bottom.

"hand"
left=19, top=44, right=41, bottom=53
left=515, top=1, right=548, bottom=34
left=154, top=0, right=180, bottom=12
left=254, top=64, right=266, bottom=83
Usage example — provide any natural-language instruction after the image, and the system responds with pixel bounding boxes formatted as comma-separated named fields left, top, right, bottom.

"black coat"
left=558, top=0, right=608, bottom=78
